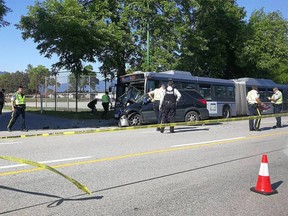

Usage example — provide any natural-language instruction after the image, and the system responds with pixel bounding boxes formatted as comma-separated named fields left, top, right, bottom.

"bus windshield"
left=117, top=85, right=142, bottom=106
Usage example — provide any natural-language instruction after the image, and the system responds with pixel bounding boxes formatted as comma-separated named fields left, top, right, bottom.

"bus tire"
left=185, top=111, right=200, bottom=122
left=128, top=113, right=142, bottom=126
left=222, top=106, right=231, bottom=118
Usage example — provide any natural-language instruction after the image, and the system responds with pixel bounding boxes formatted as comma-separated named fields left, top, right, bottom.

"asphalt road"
left=0, top=116, right=288, bottom=215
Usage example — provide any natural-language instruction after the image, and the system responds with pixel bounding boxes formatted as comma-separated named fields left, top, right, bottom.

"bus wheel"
left=185, top=111, right=199, bottom=122
left=222, top=106, right=231, bottom=118
left=128, top=113, right=142, bottom=126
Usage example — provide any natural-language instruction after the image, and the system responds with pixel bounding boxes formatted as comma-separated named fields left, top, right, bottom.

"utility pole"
left=146, top=1, right=150, bottom=66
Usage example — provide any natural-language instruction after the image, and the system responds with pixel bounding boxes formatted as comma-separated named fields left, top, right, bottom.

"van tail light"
left=197, top=99, right=207, bottom=105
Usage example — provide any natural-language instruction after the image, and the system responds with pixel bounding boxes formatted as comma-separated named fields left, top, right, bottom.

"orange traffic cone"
left=250, top=154, right=278, bottom=195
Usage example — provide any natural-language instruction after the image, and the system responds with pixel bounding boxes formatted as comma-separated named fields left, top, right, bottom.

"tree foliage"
left=0, top=0, right=10, bottom=28
left=239, top=9, right=288, bottom=83
left=16, top=0, right=288, bottom=87
left=25, top=64, right=51, bottom=93
left=178, top=0, right=247, bottom=78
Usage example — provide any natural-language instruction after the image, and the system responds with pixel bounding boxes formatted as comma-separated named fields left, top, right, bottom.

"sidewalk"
left=0, top=110, right=118, bottom=136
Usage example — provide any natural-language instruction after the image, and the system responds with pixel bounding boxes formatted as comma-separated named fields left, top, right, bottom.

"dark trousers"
left=273, top=104, right=282, bottom=127
left=248, top=104, right=261, bottom=130
left=102, top=102, right=109, bottom=119
left=161, top=101, right=176, bottom=128
left=88, top=105, right=96, bottom=113
left=7, top=107, right=26, bottom=130
left=0, top=102, right=3, bottom=114
left=153, top=100, right=162, bottom=125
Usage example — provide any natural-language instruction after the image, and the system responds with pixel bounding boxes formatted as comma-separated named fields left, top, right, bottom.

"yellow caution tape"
left=0, top=113, right=287, bottom=139
left=0, top=156, right=91, bottom=195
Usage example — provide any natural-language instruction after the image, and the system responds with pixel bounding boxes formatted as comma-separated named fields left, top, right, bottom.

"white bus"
left=115, top=70, right=288, bottom=118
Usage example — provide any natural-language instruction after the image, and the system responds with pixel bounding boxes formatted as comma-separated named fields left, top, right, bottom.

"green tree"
left=239, top=9, right=288, bottom=83
left=26, top=64, right=51, bottom=94
left=178, top=0, right=246, bottom=78
left=0, top=0, right=10, bottom=28
left=18, top=0, right=109, bottom=111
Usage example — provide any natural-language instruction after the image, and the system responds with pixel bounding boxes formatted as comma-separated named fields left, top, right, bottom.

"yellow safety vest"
left=102, top=94, right=110, bottom=103
left=15, top=93, right=26, bottom=105
left=272, top=91, right=283, bottom=105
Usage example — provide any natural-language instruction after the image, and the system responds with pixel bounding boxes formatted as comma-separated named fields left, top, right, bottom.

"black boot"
left=160, top=127, right=165, bottom=133
left=170, top=126, right=175, bottom=133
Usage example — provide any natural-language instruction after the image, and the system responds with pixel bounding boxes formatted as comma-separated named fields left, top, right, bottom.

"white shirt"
left=148, top=87, right=165, bottom=101
left=246, top=89, right=259, bottom=105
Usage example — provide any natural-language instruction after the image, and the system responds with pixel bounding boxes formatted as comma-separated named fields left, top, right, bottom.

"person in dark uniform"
left=87, top=98, right=97, bottom=115
left=246, top=85, right=264, bottom=131
left=159, top=81, right=181, bottom=133
left=7, top=86, right=28, bottom=132
left=0, top=89, right=5, bottom=115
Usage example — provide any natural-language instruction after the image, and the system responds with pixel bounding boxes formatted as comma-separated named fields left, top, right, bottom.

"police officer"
left=268, top=87, right=283, bottom=128
left=246, top=85, right=263, bottom=131
left=159, top=81, right=181, bottom=133
left=102, top=91, right=111, bottom=119
left=7, top=86, right=28, bottom=132
left=148, top=84, right=165, bottom=131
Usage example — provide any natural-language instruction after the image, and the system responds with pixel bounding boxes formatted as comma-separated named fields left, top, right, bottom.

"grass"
left=4, top=106, right=115, bottom=120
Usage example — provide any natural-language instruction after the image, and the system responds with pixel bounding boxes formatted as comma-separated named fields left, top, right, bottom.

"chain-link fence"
left=25, top=73, right=116, bottom=112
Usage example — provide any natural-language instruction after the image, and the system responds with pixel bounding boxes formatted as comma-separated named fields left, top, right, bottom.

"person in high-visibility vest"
left=7, top=86, right=28, bottom=132
left=101, top=91, right=111, bottom=119
left=268, top=87, right=283, bottom=128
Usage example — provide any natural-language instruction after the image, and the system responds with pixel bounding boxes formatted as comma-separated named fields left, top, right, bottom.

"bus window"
left=182, top=82, right=196, bottom=90
left=147, top=80, right=157, bottom=92
left=258, top=88, right=267, bottom=102
left=266, top=89, right=273, bottom=102
left=199, top=84, right=211, bottom=100
left=214, top=85, right=227, bottom=99
left=173, top=82, right=181, bottom=89
left=227, top=86, right=235, bottom=100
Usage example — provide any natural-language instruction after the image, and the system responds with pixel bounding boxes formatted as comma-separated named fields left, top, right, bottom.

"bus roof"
left=235, top=77, right=276, bottom=87
left=130, top=70, right=235, bottom=85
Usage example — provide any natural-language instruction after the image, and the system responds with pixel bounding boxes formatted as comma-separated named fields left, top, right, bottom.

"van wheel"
left=128, top=114, right=142, bottom=126
left=222, top=106, right=231, bottom=118
left=185, top=111, right=200, bottom=122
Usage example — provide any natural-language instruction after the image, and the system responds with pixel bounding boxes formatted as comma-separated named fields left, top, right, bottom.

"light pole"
left=146, top=1, right=150, bottom=66
left=51, top=70, right=58, bottom=111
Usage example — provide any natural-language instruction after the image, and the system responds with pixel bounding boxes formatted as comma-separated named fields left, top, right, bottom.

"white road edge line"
left=171, top=137, right=245, bottom=148
left=0, top=156, right=93, bottom=170
left=0, top=142, right=22, bottom=145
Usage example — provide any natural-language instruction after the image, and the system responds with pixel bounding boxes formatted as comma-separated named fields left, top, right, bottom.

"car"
left=118, top=89, right=209, bottom=127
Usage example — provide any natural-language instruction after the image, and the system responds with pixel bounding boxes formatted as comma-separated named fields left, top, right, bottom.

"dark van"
left=118, top=89, right=209, bottom=126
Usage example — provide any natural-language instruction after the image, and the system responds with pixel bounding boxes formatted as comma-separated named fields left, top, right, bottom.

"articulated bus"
left=115, top=70, right=288, bottom=119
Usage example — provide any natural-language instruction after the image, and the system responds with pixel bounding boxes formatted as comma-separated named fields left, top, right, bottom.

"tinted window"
left=182, top=82, right=196, bottom=90
left=199, top=84, right=211, bottom=100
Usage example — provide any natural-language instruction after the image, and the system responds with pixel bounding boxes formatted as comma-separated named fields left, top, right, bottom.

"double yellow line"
left=1, top=130, right=287, bottom=178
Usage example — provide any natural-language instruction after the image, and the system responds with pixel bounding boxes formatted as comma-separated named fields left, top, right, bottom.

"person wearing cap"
left=7, top=86, right=28, bottom=132
left=268, top=87, right=283, bottom=128
left=246, top=85, right=264, bottom=131
left=0, top=88, right=5, bottom=115
left=159, top=81, right=181, bottom=133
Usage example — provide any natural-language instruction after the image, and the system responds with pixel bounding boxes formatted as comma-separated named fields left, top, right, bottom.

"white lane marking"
left=0, top=156, right=93, bottom=170
left=171, top=137, right=245, bottom=148
left=0, top=142, right=22, bottom=145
